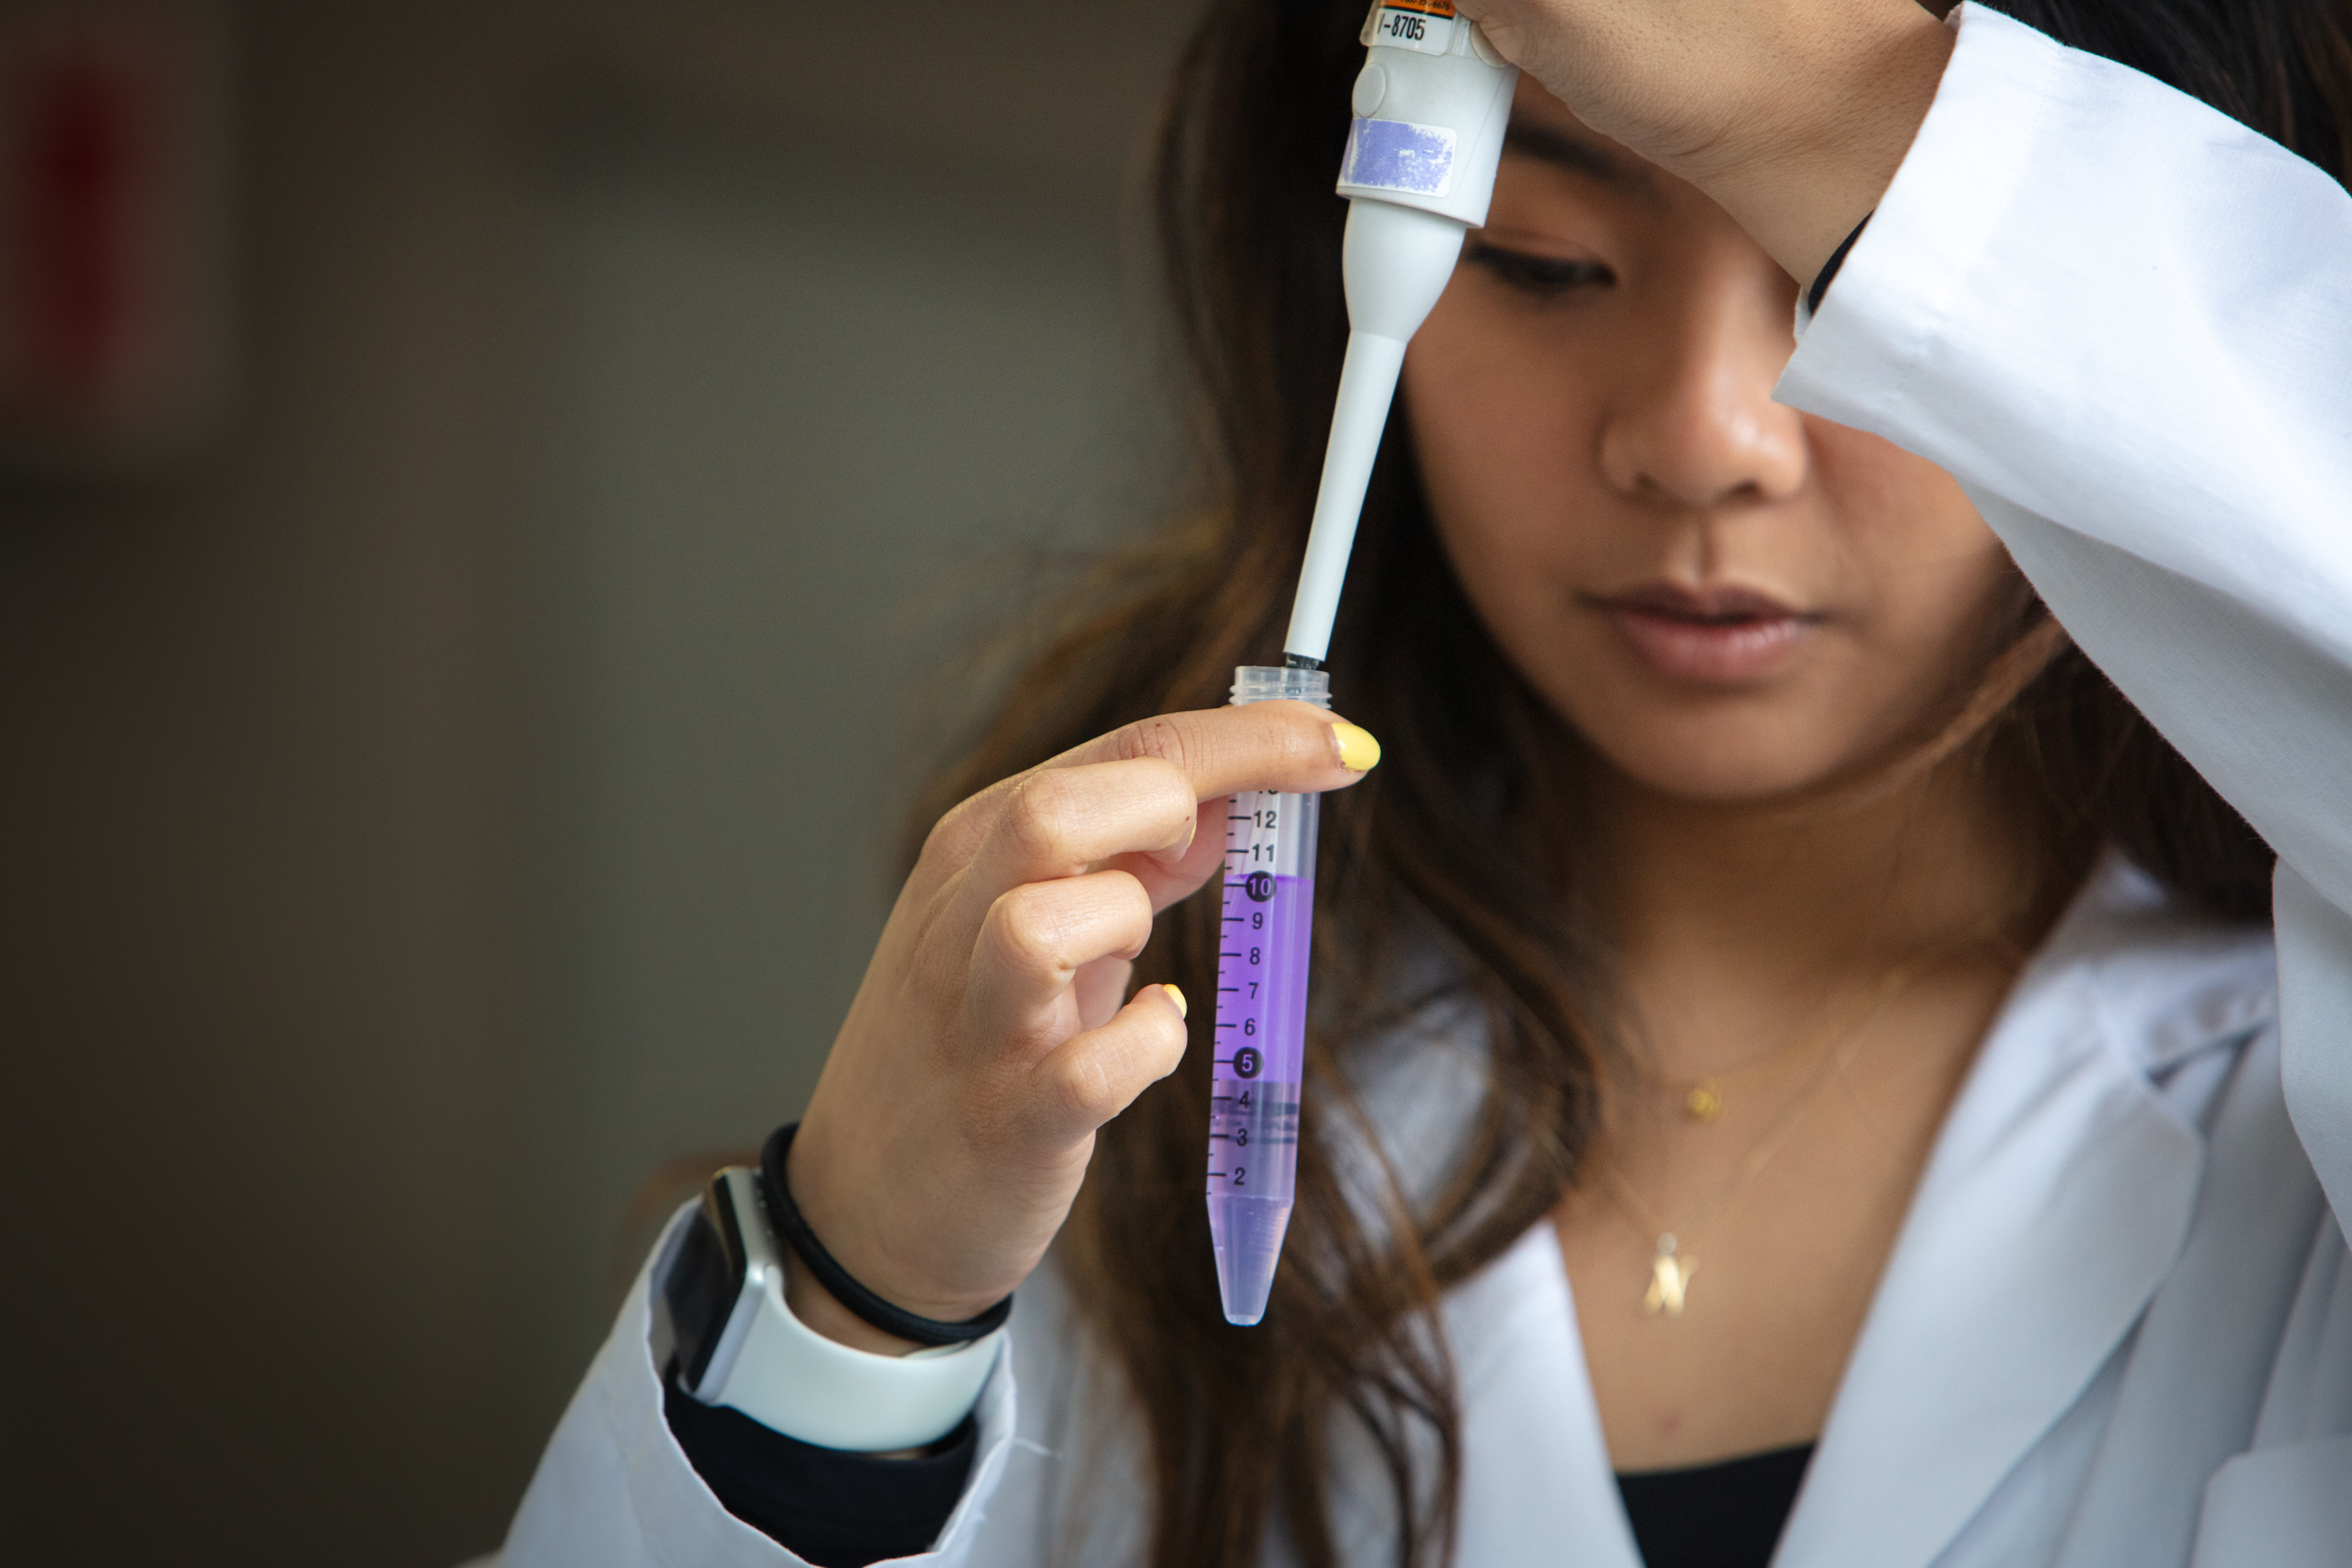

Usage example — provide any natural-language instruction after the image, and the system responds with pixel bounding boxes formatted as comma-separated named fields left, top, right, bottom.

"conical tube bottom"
left=1209, top=1195, right=1294, bottom=1326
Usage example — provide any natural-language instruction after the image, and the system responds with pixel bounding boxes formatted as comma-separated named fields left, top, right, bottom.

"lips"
left=1584, top=583, right=1818, bottom=684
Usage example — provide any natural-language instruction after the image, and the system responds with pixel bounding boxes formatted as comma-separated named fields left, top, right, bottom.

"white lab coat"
left=493, top=7, right=2352, bottom=1564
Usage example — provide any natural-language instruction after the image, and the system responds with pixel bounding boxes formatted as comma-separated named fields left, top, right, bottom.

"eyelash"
left=1465, top=241, right=1614, bottom=298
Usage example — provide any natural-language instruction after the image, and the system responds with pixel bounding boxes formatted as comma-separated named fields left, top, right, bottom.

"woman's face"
left=1403, top=81, right=2013, bottom=804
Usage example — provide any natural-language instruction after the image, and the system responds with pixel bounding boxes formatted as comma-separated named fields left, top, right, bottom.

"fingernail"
left=1160, top=983, right=1188, bottom=1019
left=1329, top=722, right=1381, bottom=772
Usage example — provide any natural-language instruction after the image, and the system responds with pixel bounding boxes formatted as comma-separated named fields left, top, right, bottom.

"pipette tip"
left=1210, top=1195, right=1294, bottom=1327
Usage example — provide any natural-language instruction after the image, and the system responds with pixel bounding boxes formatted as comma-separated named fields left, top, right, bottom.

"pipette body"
left=1207, top=3, right=1516, bottom=1327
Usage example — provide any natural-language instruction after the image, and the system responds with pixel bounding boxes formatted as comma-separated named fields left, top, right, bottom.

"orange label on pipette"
left=1383, top=0, right=1456, bottom=13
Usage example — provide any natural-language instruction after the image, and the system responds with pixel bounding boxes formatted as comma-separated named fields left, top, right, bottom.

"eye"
left=1465, top=241, right=1613, bottom=299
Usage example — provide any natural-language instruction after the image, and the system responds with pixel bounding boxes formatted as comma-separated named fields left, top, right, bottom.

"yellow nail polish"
left=1162, top=983, right=1189, bottom=1019
left=1330, top=722, right=1381, bottom=772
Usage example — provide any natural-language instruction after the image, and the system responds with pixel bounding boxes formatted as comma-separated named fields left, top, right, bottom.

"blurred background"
left=0, top=0, right=1203, bottom=1560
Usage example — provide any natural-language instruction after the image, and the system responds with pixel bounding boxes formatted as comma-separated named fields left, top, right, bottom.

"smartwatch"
left=657, top=1166, right=1003, bottom=1452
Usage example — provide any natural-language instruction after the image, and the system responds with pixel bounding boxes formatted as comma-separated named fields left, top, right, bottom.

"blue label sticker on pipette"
left=1339, top=117, right=1456, bottom=198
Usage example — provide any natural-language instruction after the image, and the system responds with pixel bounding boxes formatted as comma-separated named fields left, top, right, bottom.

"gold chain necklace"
left=1663, top=956, right=1922, bottom=1125
left=1592, top=951, right=1940, bottom=1319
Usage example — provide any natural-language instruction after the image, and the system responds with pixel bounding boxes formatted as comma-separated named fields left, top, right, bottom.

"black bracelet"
left=1806, top=212, right=1873, bottom=318
left=758, top=1123, right=1014, bottom=1347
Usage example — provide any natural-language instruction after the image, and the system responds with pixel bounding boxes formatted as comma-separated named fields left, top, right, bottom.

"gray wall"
left=0, top=2, right=1197, bottom=1561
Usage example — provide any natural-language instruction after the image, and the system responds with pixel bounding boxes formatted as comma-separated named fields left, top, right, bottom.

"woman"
left=497, top=0, right=2352, bottom=1564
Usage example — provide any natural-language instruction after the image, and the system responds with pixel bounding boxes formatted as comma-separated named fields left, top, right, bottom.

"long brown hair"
left=912, top=2, right=2337, bottom=1563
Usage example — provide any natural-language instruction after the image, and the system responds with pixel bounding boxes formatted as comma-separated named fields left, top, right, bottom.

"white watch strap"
left=694, top=1167, right=1002, bottom=1452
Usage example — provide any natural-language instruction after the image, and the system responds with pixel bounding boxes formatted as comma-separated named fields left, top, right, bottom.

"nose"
left=1595, top=257, right=1809, bottom=509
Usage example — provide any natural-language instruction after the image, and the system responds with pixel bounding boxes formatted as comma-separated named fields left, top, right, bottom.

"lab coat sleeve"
left=492, top=1209, right=1022, bottom=1568
left=1777, top=4, right=2352, bottom=1221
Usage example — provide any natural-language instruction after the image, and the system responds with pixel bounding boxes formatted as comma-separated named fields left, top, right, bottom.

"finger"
left=970, top=780, right=1242, bottom=927
left=966, top=869, right=1158, bottom=1042
left=1025, top=982, right=1189, bottom=1144
left=918, top=704, right=1377, bottom=902
left=952, top=704, right=1377, bottom=918
left=959, top=757, right=1201, bottom=909
left=1073, top=955, right=1134, bottom=1033
left=1037, top=702, right=1378, bottom=807
left=1131, top=797, right=1240, bottom=909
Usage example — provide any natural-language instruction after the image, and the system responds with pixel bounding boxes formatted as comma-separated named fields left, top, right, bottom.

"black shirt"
left=1617, top=1443, right=1817, bottom=1568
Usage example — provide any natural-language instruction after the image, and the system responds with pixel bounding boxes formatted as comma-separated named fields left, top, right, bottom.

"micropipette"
left=1208, top=2, right=1518, bottom=1327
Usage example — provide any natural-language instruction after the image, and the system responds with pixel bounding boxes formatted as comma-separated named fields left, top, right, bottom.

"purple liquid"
left=1207, top=867, right=1313, bottom=1324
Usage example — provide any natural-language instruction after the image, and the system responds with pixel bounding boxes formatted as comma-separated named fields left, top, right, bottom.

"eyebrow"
left=1502, top=122, right=1652, bottom=195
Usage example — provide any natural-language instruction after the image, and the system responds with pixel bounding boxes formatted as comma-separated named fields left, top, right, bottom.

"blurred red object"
left=0, top=1, right=228, bottom=473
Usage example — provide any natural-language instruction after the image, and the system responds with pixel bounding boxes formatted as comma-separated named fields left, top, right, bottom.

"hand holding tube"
left=782, top=704, right=1379, bottom=1354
